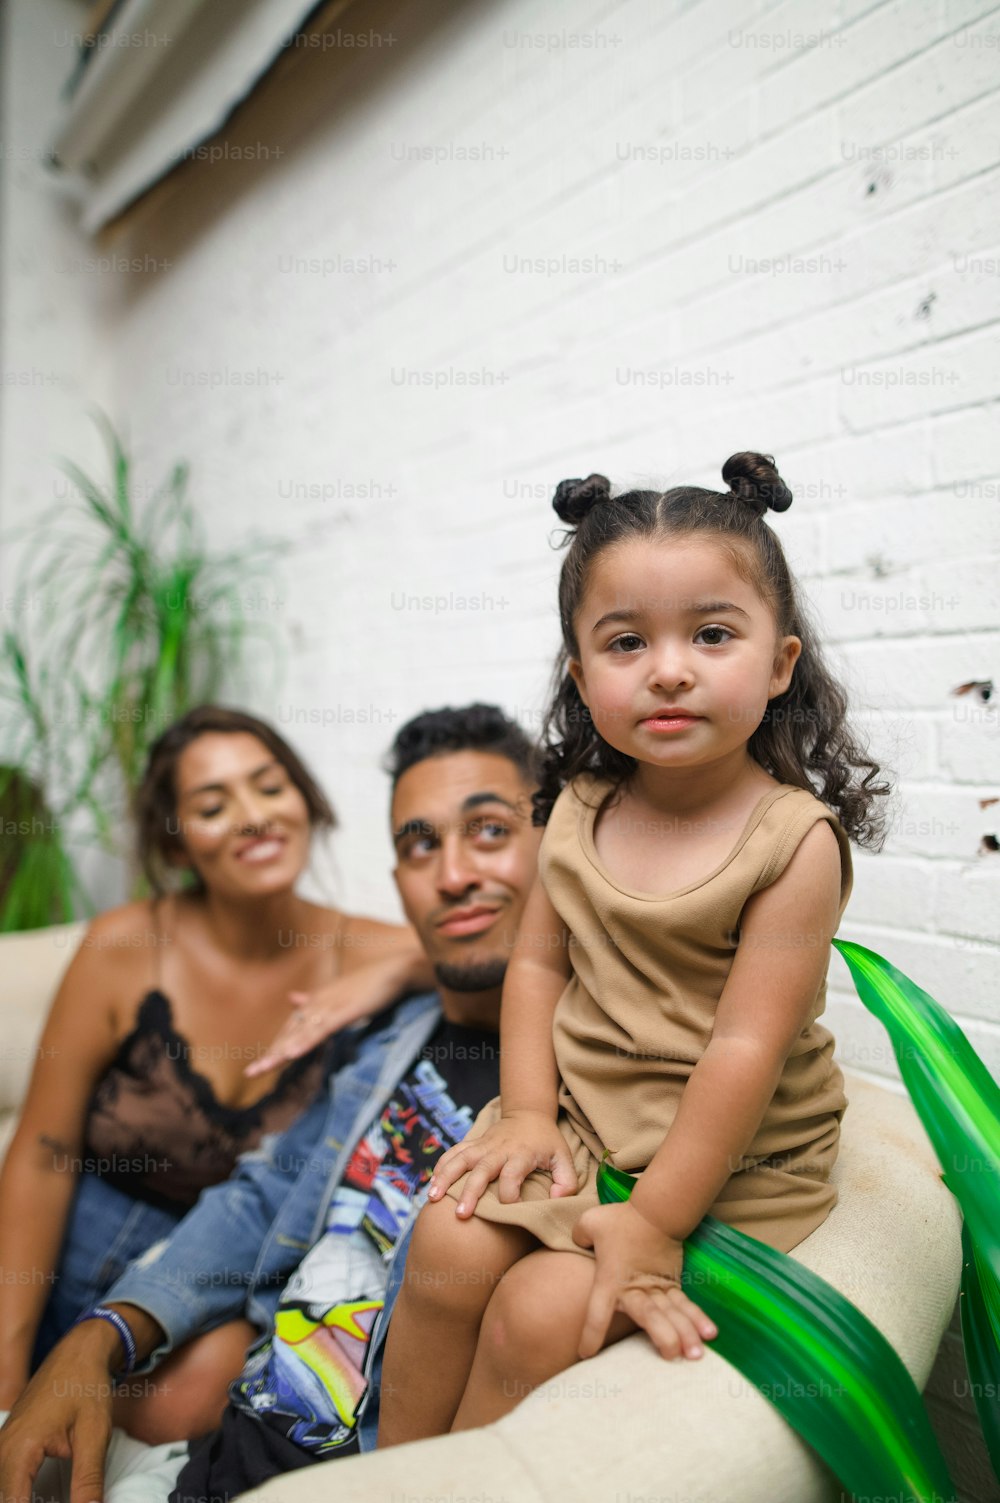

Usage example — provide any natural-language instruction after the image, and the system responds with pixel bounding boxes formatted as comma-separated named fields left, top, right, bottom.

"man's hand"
left=0, top=1360, right=29, bottom=1415
left=426, top=1110, right=578, bottom=1216
left=0, top=1305, right=163, bottom=1503
left=0, top=1320, right=119, bottom=1503
left=572, top=1200, right=718, bottom=1362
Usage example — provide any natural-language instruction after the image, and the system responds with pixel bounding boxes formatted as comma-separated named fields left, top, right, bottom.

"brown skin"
left=389, top=749, right=541, bottom=1028
left=0, top=731, right=425, bottom=1436
left=566, top=536, right=801, bottom=852
left=0, top=749, right=542, bottom=1503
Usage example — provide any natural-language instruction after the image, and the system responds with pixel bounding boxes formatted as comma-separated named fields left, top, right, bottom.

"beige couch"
left=0, top=923, right=963, bottom=1503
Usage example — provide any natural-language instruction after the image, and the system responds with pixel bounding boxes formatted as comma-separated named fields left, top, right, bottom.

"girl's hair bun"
left=721, top=452, right=792, bottom=517
left=552, top=473, right=612, bottom=525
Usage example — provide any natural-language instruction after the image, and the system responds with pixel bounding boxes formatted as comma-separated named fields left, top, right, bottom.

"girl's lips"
left=235, top=837, right=286, bottom=865
left=642, top=715, right=701, bottom=731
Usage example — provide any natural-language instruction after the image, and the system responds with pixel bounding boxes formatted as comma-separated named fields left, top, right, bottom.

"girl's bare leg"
left=111, top=1318, right=257, bottom=1443
left=378, top=1198, right=536, bottom=1447
left=451, top=1249, right=635, bottom=1431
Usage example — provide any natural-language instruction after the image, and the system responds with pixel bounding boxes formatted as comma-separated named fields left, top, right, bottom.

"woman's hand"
left=572, top=1200, right=718, bottom=1362
left=246, top=945, right=430, bottom=1077
left=426, top=1110, right=579, bottom=1217
left=246, top=983, right=356, bottom=1077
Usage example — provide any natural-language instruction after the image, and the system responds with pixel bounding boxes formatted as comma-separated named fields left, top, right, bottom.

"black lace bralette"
left=83, top=989, right=327, bottom=1212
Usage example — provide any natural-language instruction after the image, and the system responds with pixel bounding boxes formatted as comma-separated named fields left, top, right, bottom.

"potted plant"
left=0, top=413, right=288, bottom=928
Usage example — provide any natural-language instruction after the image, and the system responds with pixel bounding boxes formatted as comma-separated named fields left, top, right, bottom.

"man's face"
left=391, top=750, right=541, bottom=994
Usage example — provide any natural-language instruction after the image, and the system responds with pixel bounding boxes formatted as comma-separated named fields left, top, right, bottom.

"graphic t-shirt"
left=230, top=1018, right=499, bottom=1456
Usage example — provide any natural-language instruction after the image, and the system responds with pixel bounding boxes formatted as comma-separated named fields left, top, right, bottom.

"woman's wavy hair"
left=135, top=704, right=336, bottom=895
left=534, top=452, right=891, bottom=848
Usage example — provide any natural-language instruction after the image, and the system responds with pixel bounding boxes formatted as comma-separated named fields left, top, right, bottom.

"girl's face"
left=171, top=732, right=312, bottom=900
left=567, top=536, right=801, bottom=779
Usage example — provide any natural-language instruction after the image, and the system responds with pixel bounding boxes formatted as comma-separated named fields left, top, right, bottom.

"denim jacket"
left=104, top=990, right=446, bottom=1452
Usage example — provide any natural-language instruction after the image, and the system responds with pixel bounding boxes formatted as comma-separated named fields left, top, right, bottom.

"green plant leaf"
left=833, top=938, right=1000, bottom=1483
left=597, top=1158, right=955, bottom=1503
left=832, top=940, right=1000, bottom=1266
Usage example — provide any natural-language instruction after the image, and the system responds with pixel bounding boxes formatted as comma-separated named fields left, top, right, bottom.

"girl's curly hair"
left=533, top=451, right=892, bottom=848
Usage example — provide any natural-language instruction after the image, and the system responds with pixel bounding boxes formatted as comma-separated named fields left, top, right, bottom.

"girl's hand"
left=427, top=1110, right=579, bottom=1217
left=572, top=1200, right=718, bottom=1362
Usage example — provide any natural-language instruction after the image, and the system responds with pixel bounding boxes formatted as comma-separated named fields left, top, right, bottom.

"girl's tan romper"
left=446, top=774, right=853, bottom=1256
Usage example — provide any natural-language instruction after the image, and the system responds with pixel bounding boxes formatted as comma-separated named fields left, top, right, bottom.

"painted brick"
left=933, top=861, right=1000, bottom=942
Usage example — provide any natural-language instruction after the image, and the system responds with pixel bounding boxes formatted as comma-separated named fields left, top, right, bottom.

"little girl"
left=378, top=452, right=890, bottom=1444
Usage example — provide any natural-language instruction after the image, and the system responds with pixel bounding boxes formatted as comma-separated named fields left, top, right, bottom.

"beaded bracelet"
left=72, top=1305, right=138, bottom=1377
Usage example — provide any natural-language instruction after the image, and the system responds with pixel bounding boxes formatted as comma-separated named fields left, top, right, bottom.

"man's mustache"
left=430, top=894, right=510, bottom=927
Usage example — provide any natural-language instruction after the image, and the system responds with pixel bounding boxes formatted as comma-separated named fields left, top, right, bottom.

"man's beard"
left=433, top=958, right=507, bottom=992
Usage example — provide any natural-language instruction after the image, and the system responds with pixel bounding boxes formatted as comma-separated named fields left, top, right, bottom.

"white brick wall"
left=0, top=0, right=116, bottom=530
left=4, top=0, right=997, bottom=1053
left=0, top=0, right=120, bottom=900
left=105, top=0, right=1000, bottom=1067
left=2, top=0, right=998, bottom=1492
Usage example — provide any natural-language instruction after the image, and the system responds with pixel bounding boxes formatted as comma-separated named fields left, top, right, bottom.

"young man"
left=0, top=704, right=543, bottom=1503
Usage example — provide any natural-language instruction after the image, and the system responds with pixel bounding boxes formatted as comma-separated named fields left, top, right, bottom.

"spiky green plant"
left=833, top=939, right=1000, bottom=1484
left=0, top=413, right=289, bottom=928
left=0, top=764, right=82, bottom=930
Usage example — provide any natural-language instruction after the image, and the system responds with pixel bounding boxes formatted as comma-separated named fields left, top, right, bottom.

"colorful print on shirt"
left=233, top=1024, right=498, bottom=1454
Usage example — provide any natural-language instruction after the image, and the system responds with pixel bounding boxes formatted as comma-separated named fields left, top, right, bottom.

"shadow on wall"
left=91, top=0, right=476, bottom=306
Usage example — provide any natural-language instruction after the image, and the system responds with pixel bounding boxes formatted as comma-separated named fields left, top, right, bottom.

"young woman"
left=0, top=705, right=428, bottom=1437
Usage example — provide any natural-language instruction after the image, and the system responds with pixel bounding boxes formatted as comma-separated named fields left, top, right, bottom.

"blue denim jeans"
left=32, top=1173, right=182, bottom=1371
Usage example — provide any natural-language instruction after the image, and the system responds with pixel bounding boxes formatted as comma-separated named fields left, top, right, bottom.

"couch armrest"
left=0, top=922, right=86, bottom=1122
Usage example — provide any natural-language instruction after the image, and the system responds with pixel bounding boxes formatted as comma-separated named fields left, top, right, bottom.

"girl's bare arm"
left=497, top=874, right=573, bottom=1114
left=427, top=875, right=575, bottom=1209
